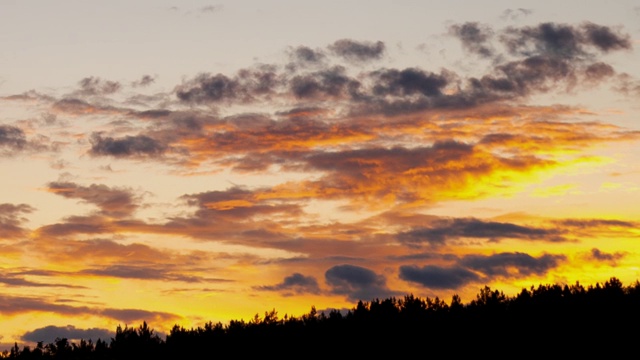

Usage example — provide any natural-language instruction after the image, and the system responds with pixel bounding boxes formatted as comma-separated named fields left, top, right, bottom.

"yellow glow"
left=204, top=200, right=255, bottom=210
left=532, top=184, right=577, bottom=197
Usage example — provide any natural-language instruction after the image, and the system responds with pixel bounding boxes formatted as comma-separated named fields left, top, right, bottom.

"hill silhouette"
left=3, top=277, right=639, bottom=358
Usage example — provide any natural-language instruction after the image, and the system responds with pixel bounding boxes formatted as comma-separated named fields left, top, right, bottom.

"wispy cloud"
left=0, top=203, right=35, bottom=239
left=0, top=295, right=180, bottom=324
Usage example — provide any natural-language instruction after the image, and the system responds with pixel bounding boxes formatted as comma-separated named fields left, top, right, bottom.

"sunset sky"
left=1, top=0, right=640, bottom=347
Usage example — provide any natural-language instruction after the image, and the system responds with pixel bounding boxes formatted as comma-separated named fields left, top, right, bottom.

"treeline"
left=5, top=277, right=640, bottom=358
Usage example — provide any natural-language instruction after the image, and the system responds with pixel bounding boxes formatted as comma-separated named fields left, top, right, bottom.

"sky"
left=1, top=0, right=640, bottom=347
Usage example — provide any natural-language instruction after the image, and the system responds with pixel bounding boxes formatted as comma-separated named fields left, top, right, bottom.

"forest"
left=3, top=277, right=639, bottom=358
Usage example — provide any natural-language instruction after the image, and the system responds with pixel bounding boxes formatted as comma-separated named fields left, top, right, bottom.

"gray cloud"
left=325, top=264, right=399, bottom=301
left=36, top=215, right=111, bottom=237
left=399, top=265, right=480, bottom=290
left=459, top=252, right=566, bottom=277
left=175, top=67, right=279, bottom=104
left=290, top=66, right=358, bottom=99
left=255, top=273, right=321, bottom=295
left=131, top=75, right=156, bottom=87
left=400, top=251, right=566, bottom=290
left=0, top=203, right=34, bottom=239
left=584, top=62, right=615, bottom=81
left=0, top=125, right=27, bottom=152
left=450, top=22, right=495, bottom=58
left=80, top=265, right=203, bottom=283
left=89, top=133, right=168, bottom=157
left=134, top=22, right=635, bottom=121
left=290, top=46, right=326, bottom=65
left=587, top=248, right=626, bottom=265
left=0, top=295, right=179, bottom=324
left=0, top=295, right=90, bottom=316
left=329, top=39, right=386, bottom=62
left=500, top=22, right=631, bottom=59
left=371, top=68, right=451, bottom=97
left=47, top=182, right=140, bottom=218
left=477, top=56, right=576, bottom=97
left=582, top=22, right=633, bottom=52
left=397, top=218, right=564, bottom=246
left=0, top=125, right=50, bottom=156
left=77, top=77, right=121, bottom=96
left=557, top=219, right=636, bottom=229
left=176, top=73, right=238, bottom=103
left=179, top=186, right=302, bottom=221
left=22, top=325, right=112, bottom=343
left=99, top=308, right=180, bottom=324
left=0, top=272, right=85, bottom=289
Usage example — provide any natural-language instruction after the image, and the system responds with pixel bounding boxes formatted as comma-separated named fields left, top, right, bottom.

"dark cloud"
left=290, top=46, right=326, bottom=65
left=502, top=23, right=586, bottom=58
left=0, top=272, right=85, bottom=289
left=581, top=23, right=632, bottom=52
left=371, top=68, right=451, bottom=97
left=80, top=265, right=202, bottom=283
left=47, top=182, right=139, bottom=218
left=0, top=295, right=90, bottom=316
left=99, top=308, right=180, bottom=324
left=325, top=264, right=398, bottom=301
left=89, top=133, right=167, bottom=157
left=0, top=295, right=178, bottom=324
left=255, top=273, right=320, bottom=295
left=120, top=23, right=633, bottom=133
left=329, top=39, right=386, bottom=62
left=386, top=252, right=443, bottom=261
left=584, top=62, right=615, bottom=81
left=586, top=248, right=626, bottom=265
left=36, top=215, right=112, bottom=237
left=0, top=203, right=34, bottom=239
left=478, top=56, right=575, bottom=97
left=449, top=22, right=495, bottom=58
left=459, top=252, right=566, bottom=277
left=399, top=265, right=480, bottom=290
left=500, top=22, right=631, bottom=59
left=557, top=219, right=636, bottom=229
left=22, top=325, right=112, bottom=343
left=290, top=66, right=358, bottom=99
left=179, top=187, right=302, bottom=221
left=175, top=67, right=279, bottom=104
left=397, top=218, right=564, bottom=246
left=77, top=77, right=121, bottom=96
left=0, top=125, right=27, bottom=152
left=131, top=75, right=156, bottom=87
left=615, top=73, right=640, bottom=96
left=302, top=141, right=483, bottom=203
left=400, top=250, right=566, bottom=290
left=133, top=109, right=172, bottom=119
left=0, top=124, right=49, bottom=155
left=177, top=73, right=236, bottom=103
left=24, top=239, right=162, bottom=265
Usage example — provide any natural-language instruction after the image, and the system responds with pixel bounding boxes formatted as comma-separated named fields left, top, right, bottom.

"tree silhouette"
left=4, top=276, right=640, bottom=358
